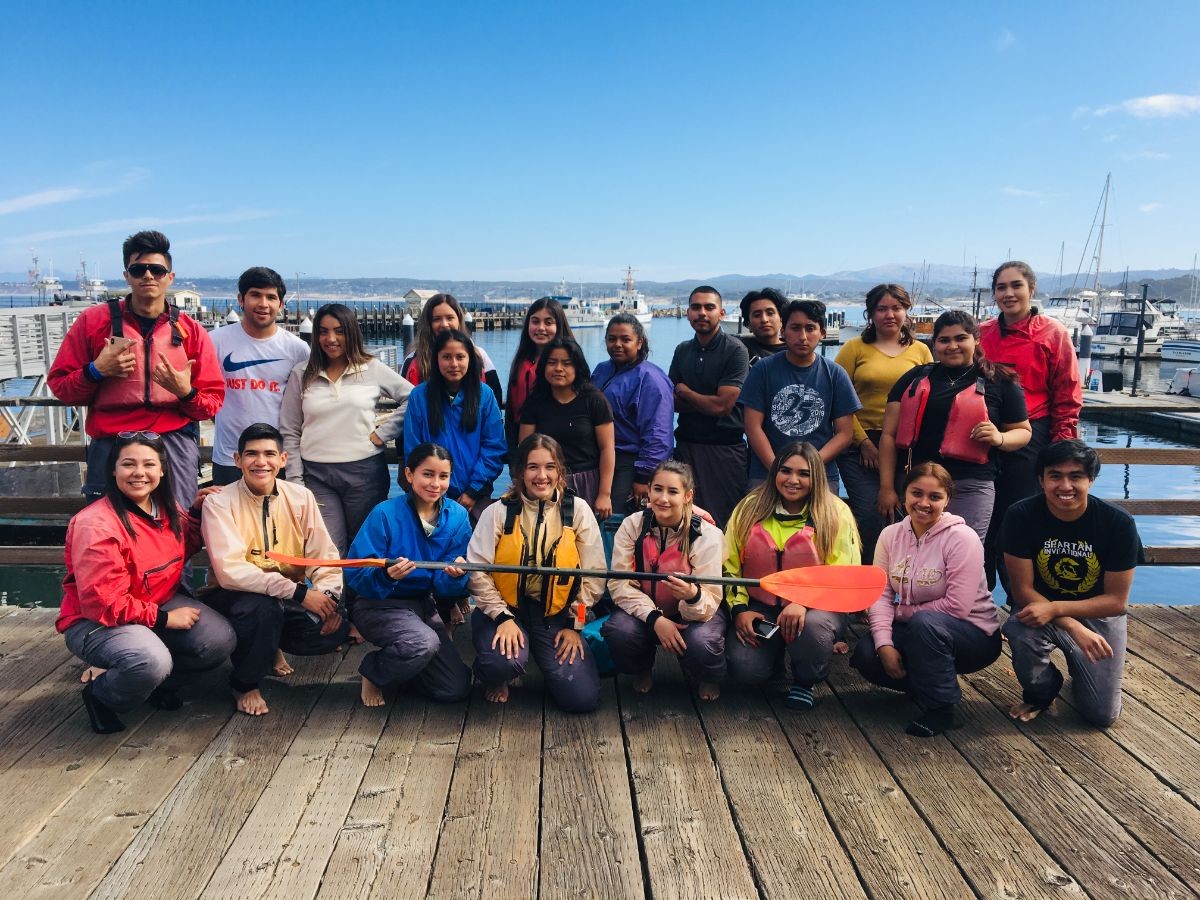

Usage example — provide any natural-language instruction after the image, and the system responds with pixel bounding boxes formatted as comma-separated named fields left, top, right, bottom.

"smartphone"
left=753, top=618, right=780, bottom=640
left=107, top=336, right=135, bottom=351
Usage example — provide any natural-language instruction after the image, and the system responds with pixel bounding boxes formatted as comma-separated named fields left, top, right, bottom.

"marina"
left=1, top=602, right=1200, bottom=898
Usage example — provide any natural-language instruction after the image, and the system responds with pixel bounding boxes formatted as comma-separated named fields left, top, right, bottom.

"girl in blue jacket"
left=403, top=329, right=507, bottom=518
left=346, top=443, right=474, bottom=707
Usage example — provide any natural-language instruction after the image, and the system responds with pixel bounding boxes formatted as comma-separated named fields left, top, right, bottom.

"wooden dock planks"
left=3, top=606, right=1200, bottom=898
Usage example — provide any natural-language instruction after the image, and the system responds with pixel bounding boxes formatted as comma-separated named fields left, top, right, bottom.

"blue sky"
left=3, top=1, right=1198, bottom=283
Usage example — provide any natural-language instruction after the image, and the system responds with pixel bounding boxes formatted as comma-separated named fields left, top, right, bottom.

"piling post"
left=1131, top=284, right=1148, bottom=396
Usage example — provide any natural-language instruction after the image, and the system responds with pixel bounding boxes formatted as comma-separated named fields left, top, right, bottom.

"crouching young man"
left=202, top=423, right=350, bottom=715
left=1002, top=439, right=1141, bottom=727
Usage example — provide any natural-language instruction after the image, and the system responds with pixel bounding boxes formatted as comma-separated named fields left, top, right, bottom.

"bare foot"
left=832, top=641, right=849, bottom=655
left=1009, top=700, right=1050, bottom=722
left=234, top=688, right=270, bottom=716
left=348, top=624, right=365, bottom=645
left=697, top=681, right=721, bottom=701
left=360, top=677, right=385, bottom=707
left=272, top=649, right=294, bottom=677
left=80, top=666, right=106, bottom=684
left=485, top=683, right=510, bottom=703
left=632, top=671, right=654, bottom=694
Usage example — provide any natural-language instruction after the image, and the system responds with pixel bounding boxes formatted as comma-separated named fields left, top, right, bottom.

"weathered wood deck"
left=3, top=604, right=1200, bottom=899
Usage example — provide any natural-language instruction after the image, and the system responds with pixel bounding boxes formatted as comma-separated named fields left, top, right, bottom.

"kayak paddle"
left=265, top=551, right=885, bottom=613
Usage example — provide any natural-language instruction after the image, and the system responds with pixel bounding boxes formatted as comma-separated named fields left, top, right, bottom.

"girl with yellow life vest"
left=724, top=442, right=861, bottom=710
left=466, top=433, right=604, bottom=712
left=602, top=460, right=727, bottom=701
left=876, top=310, right=1032, bottom=543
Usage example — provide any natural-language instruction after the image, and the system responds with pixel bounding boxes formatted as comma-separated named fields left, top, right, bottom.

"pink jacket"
left=868, top=513, right=999, bottom=649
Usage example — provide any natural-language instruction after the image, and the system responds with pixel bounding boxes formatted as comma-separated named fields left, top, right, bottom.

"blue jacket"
left=592, top=359, right=674, bottom=482
left=403, top=383, right=507, bottom=500
left=345, top=494, right=473, bottom=600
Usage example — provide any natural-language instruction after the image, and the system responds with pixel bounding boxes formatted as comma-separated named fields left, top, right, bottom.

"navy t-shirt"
left=888, top=364, right=1027, bottom=481
left=1002, top=494, right=1141, bottom=602
left=739, top=353, right=862, bottom=480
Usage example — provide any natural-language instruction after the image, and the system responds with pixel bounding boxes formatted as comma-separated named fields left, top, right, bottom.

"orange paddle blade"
left=265, top=550, right=388, bottom=569
left=758, top=565, right=886, bottom=613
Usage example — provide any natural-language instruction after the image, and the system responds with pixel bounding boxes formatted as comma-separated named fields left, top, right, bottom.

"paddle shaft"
left=399, top=559, right=760, bottom=589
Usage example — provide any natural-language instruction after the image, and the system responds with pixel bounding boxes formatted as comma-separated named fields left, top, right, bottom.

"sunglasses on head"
left=117, top=431, right=161, bottom=441
left=126, top=263, right=170, bottom=279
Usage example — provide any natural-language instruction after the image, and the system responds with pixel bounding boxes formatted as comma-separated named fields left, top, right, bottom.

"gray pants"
left=850, top=611, right=1001, bottom=709
left=946, top=477, right=994, bottom=545
left=837, top=442, right=897, bottom=564
left=63, top=592, right=236, bottom=712
left=601, top=607, right=727, bottom=683
left=351, top=598, right=471, bottom=702
left=726, top=600, right=846, bottom=688
left=304, top=454, right=390, bottom=555
left=673, top=441, right=748, bottom=529
left=471, top=604, right=601, bottom=713
left=84, top=425, right=200, bottom=510
left=1003, top=613, right=1127, bottom=727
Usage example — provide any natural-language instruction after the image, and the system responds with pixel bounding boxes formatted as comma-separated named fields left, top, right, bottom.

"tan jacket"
left=201, top=477, right=342, bottom=599
left=608, top=511, right=724, bottom=623
left=467, top=492, right=605, bottom=619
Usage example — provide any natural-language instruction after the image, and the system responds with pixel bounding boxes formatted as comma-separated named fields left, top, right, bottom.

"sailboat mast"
left=1093, top=173, right=1111, bottom=298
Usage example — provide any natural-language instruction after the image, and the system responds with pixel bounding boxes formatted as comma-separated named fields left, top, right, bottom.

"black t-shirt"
left=522, top=389, right=614, bottom=471
left=739, top=335, right=786, bottom=367
left=668, top=330, right=749, bottom=445
left=1001, top=495, right=1142, bottom=602
left=888, top=364, right=1028, bottom=481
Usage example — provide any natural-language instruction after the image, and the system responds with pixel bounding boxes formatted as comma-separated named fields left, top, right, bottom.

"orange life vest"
left=895, top=366, right=991, bottom=466
left=92, top=299, right=190, bottom=414
left=741, top=521, right=822, bottom=606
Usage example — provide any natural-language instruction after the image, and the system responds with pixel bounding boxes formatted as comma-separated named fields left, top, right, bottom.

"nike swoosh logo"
left=223, top=353, right=285, bottom=372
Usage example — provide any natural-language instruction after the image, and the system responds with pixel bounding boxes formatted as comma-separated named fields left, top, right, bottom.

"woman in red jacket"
left=57, top=433, right=235, bottom=734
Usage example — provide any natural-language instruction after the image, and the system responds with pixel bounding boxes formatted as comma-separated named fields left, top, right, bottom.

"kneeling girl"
left=603, top=460, right=726, bottom=699
left=467, top=434, right=604, bottom=712
left=346, top=443, right=474, bottom=707
left=725, top=441, right=861, bottom=709
left=851, top=462, right=1001, bottom=736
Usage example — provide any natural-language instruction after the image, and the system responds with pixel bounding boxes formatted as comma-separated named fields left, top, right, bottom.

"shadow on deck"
left=1, top=604, right=1199, bottom=899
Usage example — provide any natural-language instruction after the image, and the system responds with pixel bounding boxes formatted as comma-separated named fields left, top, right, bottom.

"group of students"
left=49, top=230, right=1140, bottom=740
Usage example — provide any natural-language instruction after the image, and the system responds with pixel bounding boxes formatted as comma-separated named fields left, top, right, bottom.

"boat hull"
left=1162, top=340, right=1200, bottom=364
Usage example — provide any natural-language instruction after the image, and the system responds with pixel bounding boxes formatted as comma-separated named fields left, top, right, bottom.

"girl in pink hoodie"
left=851, top=462, right=1001, bottom=736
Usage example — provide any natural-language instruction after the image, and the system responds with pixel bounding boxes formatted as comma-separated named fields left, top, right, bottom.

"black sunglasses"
left=126, top=263, right=170, bottom=279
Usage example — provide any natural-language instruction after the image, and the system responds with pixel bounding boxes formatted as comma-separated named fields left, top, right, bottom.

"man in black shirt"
left=668, top=286, right=749, bottom=527
left=1001, top=440, right=1140, bottom=727
left=736, top=287, right=787, bottom=365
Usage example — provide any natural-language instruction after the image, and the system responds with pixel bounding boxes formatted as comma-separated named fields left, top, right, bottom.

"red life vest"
left=632, top=511, right=705, bottom=618
left=92, top=299, right=190, bottom=414
left=895, top=366, right=991, bottom=466
left=741, top=521, right=822, bottom=606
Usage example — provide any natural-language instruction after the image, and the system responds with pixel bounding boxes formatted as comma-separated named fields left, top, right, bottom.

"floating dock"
left=2, top=604, right=1198, bottom=898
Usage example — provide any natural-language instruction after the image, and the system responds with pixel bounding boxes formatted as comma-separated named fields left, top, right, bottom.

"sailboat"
left=1161, top=254, right=1200, bottom=363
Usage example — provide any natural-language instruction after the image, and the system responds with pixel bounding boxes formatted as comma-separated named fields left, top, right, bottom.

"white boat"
left=1040, top=293, right=1096, bottom=330
left=565, top=269, right=653, bottom=328
left=1162, top=339, right=1200, bottom=363
left=1090, top=297, right=1168, bottom=358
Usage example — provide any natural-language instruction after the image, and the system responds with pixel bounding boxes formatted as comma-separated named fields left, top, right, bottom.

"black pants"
left=206, top=589, right=350, bottom=691
left=985, top=417, right=1051, bottom=591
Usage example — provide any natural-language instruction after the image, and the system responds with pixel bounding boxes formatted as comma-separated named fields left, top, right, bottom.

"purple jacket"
left=592, top=359, right=674, bottom=482
left=869, top=512, right=999, bottom=649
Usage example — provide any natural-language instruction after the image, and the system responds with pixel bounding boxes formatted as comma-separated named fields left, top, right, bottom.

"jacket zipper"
left=142, top=332, right=153, bottom=407
left=143, top=556, right=183, bottom=593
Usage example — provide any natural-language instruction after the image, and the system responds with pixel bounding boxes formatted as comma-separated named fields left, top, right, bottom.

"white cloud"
left=1139, top=202, right=1164, bottom=213
left=1118, top=149, right=1171, bottom=161
left=1102, top=133, right=1119, bottom=143
left=1095, top=93, right=1200, bottom=118
left=994, top=28, right=1015, bottom=52
left=2, top=209, right=280, bottom=245
left=0, top=168, right=148, bottom=216
left=1001, top=186, right=1048, bottom=199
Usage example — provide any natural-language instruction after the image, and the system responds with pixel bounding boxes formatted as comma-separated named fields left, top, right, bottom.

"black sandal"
left=82, top=682, right=126, bottom=734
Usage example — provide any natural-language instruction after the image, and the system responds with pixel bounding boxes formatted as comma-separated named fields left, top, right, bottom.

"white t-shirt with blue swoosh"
left=210, top=323, right=312, bottom=465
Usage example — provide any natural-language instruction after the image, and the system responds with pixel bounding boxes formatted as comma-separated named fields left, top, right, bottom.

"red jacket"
left=980, top=313, right=1081, bottom=441
left=56, top=497, right=202, bottom=633
left=48, top=299, right=224, bottom=438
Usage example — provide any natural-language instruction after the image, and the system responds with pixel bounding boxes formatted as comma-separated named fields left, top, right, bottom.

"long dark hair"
left=931, top=310, right=1016, bottom=383
left=427, top=329, right=482, bottom=434
left=862, top=283, right=917, bottom=346
left=104, top=433, right=182, bottom=538
left=523, top=338, right=602, bottom=417
left=507, top=297, right=575, bottom=394
left=410, top=293, right=467, bottom=382
left=303, top=303, right=373, bottom=389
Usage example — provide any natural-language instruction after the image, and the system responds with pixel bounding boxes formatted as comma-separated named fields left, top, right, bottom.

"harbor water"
left=1, top=312, right=1197, bottom=606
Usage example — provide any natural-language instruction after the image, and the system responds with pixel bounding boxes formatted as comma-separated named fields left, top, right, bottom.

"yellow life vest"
left=493, top=490, right=581, bottom=616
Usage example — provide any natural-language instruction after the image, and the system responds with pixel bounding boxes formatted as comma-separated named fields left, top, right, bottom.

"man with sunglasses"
left=49, top=230, right=224, bottom=510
